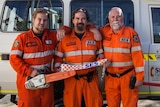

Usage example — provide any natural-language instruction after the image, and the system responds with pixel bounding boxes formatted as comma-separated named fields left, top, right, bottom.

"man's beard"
left=111, top=21, right=123, bottom=31
left=35, top=26, right=44, bottom=34
left=76, top=23, right=85, bottom=31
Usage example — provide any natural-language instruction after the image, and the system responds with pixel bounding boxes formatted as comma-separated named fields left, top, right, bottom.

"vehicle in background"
left=0, top=0, right=160, bottom=104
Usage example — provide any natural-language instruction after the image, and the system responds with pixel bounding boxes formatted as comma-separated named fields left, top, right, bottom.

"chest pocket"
left=25, top=41, right=39, bottom=53
left=103, top=35, right=112, bottom=47
left=45, top=40, right=55, bottom=50
left=65, top=41, right=78, bottom=52
left=65, top=45, right=78, bottom=51
left=103, top=39, right=112, bottom=47
left=64, top=45, right=78, bottom=57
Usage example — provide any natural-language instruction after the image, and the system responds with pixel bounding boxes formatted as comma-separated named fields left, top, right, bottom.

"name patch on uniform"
left=86, top=40, right=96, bottom=45
left=45, top=40, right=53, bottom=44
left=26, top=42, right=37, bottom=47
left=133, top=35, right=140, bottom=42
left=120, top=38, right=130, bottom=43
left=66, top=41, right=76, bottom=46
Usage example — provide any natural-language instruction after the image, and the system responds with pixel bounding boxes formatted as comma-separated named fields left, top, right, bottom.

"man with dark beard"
left=54, top=8, right=105, bottom=107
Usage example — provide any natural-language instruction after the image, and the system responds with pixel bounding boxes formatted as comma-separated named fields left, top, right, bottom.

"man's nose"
left=40, top=20, right=45, bottom=24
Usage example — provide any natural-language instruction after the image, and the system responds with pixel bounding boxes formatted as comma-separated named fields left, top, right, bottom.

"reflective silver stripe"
left=23, top=50, right=54, bottom=59
left=131, top=46, right=141, bottom=52
left=111, top=61, right=133, bottom=67
left=82, top=50, right=95, bottom=55
left=30, top=62, right=51, bottom=70
left=104, top=47, right=130, bottom=53
left=96, top=48, right=103, bottom=55
left=10, top=50, right=23, bottom=57
left=135, top=66, right=144, bottom=72
left=54, top=62, right=61, bottom=67
left=55, top=51, right=63, bottom=57
left=65, top=50, right=82, bottom=56
left=65, top=50, right=95, bottom=56
left=104, top=47, right=111, bottom=52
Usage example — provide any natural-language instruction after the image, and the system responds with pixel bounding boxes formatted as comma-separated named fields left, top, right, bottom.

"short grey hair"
left=108, top=7, right=124, bottom=17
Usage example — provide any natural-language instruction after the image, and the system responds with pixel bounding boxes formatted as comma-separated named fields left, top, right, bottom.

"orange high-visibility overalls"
left=10, top=29, right=57, bottom=107
left=54, top=29, right=103, bottom=107
left=100, top=24, right=144, bottom=107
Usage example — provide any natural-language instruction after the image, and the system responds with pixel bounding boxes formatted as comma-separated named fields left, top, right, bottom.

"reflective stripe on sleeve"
left=55, top=51, right=63, bottom=57
left=10, top=50, right=23, bottom=57
left=30, top=62, right=51, bottom=70
left=131, top=46, right=142, bottom=52
left=96, top=48, right=103, bottom=55
left=135, top=66, right=144, bottom=72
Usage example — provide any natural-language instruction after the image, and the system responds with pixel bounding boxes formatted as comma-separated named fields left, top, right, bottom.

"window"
left=151, top=7, right=160, bottom=43
left=1, top=0, right=62, bottom=32
left=70, top=0, right=134, bottom=27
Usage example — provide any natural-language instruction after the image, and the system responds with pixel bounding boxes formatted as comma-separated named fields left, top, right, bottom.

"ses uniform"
left=10, top=29, right=57, bottom=107
left=54, top=30, right=103, bottom=107
left=100, top=24, right=144, bottom=107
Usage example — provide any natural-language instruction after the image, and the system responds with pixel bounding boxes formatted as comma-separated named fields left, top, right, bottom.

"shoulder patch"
left=13, top=40, right=20, bottom=48
left=133, top=35, right=140, bottom=42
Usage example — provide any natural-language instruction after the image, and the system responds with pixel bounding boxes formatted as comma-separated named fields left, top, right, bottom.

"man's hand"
left=135, top=80, right=143, bottom=87
left=25, top=74, right=50, bottom=90
left=30, top=69, right=39, bottom=77
left=89, top=28, right=102, bottom=41
left=56, top=29, right=65, bottom=41
left=103, top=59, right=111, bottom=70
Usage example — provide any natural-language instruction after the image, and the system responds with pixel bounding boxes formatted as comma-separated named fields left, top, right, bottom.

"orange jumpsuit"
left=100, top=24, right=144, bottom=107
left=10, top=29, right=57, bottom=107
left=54, top=30, right=103, bottom=107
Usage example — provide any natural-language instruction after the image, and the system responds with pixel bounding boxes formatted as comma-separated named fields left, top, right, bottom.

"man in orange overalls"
left=9, top=8, right=102, bottom=107
left=54, top=8, right=104, bottom=107
left=100, top=7, right=144, bottom=107
left=9, top=8, right=62, bottom=107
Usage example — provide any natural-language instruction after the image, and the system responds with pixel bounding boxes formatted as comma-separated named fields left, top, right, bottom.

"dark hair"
left=72, top=8, right=89, bottom=21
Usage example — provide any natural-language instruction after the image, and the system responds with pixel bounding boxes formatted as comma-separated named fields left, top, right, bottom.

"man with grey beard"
left=100, top=7, right=144, bottom=107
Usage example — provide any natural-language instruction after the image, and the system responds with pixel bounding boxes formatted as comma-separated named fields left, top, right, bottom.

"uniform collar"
left=71, top=29, right=88, bottom=38
left=28, top=28, right=49, bottom=37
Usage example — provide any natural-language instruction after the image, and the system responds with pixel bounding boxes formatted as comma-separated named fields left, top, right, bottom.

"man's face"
left=108, top=9, right=123, bottom=32
left=72, top=12, right=87, bottom=33
left=32, top=13, right=48, bottom=34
